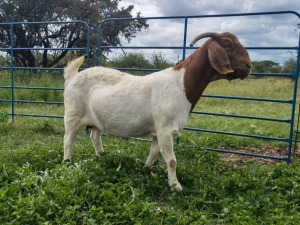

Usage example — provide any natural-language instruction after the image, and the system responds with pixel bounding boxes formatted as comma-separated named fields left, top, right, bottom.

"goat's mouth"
left=227, top=72, right=241, bottom=80
left=227, top=67, right=251, bottom=80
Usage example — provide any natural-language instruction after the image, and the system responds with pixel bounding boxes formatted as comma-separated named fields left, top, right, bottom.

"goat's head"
left=190, top=32, right=251, bottom=81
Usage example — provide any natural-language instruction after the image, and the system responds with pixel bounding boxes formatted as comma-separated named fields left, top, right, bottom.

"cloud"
left=115, top=0, right=300, bottom=63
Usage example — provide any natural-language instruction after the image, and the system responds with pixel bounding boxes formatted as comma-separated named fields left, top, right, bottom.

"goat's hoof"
left=170, top=182, right=183, bottom=192
left=144, top=163, right=152, bottom=168
left=62, top=159, right=72, bottom=165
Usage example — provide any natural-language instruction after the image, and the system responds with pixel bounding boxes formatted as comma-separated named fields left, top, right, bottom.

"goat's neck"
left=175, top=47, right=215, bottom=112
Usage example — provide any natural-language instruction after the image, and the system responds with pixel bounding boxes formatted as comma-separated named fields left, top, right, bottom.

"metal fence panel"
left=96, top=11, right=300, bottom=163
left=0, top=21, right=91, bottom=120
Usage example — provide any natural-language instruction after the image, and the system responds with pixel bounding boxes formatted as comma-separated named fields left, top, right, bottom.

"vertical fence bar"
left=96, top=21, right=104, bottom=66
left=177, top=17, right=189, bottom=146
left=85, top=24, right=91, bottom=68
left=182, top=17, right=188, bottom=61
left=9, top=24, right=15, bottom=123
left=287, top=28, right=300, bottom=163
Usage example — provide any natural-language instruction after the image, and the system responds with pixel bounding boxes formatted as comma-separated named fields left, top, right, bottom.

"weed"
left=0, top=111, right=9, bottom=132
left=35, top=121, right=56, bottom=134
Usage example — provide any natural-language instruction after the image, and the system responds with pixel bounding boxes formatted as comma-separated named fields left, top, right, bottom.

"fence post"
left=9, top=23, right=15, bottom=123
left=182, top=17, right=188, bottom=61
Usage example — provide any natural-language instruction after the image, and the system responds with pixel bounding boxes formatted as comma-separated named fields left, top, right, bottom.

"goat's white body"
left=64, top=66, right=191, bottom=138
left=64, top=61, right=191, bottom=191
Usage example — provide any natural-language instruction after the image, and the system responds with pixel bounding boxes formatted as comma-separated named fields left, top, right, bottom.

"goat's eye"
left=223, top=43, right=232, bottom=49
left=221, top=39, right=233, bottom=49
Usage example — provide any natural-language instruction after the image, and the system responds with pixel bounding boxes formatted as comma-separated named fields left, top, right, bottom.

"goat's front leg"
left=90, top=128, right=104, bottom=156
left=157, top=132, right=182, bottom=191
left=145, top=136, right=159, bottom=167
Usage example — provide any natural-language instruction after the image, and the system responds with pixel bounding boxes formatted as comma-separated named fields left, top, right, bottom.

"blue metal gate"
left=96, top=11, right=300, bottom=163
left=0, top=21, right=91, bottom=121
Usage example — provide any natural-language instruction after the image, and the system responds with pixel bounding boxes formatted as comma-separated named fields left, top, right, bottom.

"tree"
left=251, top=60, right=281, bottom=73
left=0, top=0, right=148, bottom=67
left=282, top=58, right=297, bottom=74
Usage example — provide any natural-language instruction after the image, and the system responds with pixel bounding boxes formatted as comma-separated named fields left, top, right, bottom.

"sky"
left=115, top=0, right=300, bottom=64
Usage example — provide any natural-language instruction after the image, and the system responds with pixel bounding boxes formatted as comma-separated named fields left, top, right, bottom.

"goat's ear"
left=207, top=42, right=234, bottom=74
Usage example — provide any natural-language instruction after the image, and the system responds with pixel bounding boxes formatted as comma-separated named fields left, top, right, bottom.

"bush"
left=107, top=52, right=173, bottom=75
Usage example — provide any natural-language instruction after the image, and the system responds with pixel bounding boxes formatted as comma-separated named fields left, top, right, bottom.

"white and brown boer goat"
left=63, top=32, right=251, bottom=191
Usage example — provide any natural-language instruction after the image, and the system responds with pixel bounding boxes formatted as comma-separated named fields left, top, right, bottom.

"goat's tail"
left=64, top=56, right=85, bottom=81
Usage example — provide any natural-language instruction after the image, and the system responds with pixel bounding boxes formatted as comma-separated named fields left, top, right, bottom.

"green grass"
left=1, top=74, right=300, bottom=223
left=1, top=120, right=300, bottom=224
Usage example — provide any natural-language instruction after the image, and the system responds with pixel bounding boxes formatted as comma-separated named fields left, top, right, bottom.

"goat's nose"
left=246, top=64, right=251, bottom=69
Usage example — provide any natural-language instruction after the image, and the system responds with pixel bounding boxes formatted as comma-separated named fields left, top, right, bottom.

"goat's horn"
left=189, top=32, right=221, bottom=47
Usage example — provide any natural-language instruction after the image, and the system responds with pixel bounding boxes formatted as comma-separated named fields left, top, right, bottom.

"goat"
left=63, top=32, right=251, bottom=191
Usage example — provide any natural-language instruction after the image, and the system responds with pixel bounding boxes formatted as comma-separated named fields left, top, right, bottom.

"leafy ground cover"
left=0, top=117, right=300, bottom=224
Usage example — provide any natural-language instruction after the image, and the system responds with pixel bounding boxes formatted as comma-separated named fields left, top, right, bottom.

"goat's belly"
left=100, top=118, right=155, bottom=138
left=88, top=107, right=155, bottom=137
left=88, top=89, right=155, bottom=137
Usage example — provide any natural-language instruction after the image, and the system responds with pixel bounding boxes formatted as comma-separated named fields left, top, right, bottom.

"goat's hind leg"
left=90, top=128, right=104, bottom=156
left=145, top=136, right=159, bottom=167
left=64, top=119, right=81, bottom=161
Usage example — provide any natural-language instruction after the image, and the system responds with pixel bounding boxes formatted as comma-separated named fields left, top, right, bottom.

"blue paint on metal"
left=10, top=24, right=15, bottom=122
left=201, top=94, right=294, bottom=103
left=288, top=23, right=300, bottom=163
left=182, top=17, right=188, bottom=61
left=203, top=147, right=288, bottom=162
left=183, top=127, right=290, bottom=142
left=192, top=111, right=291, bottom=123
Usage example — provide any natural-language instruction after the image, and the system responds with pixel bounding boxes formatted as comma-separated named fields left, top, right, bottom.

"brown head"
left=175, top=32, right=251, bottom=111
left=189, top=32, right=251, bottom=81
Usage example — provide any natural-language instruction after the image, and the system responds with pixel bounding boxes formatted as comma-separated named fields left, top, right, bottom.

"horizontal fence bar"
left=0, top=99, right=12, bottom=103
left=0, top=47, right=87, bottom=51
left=11, top=113, right=64, bottom=119
left=13, top=100, right=63, bottom=105
left=0, top=20, right=91, bottom=26
left=99, top=46, right=300, bottom=51
left=98, top=11, right=300, bottom=22
left=99, top=46, right=185, bottom=50
left=251, top=72, right=295, bottom=78
left=0, top=67, right=89, bottom=71
left=202, top=94, right=293, bottom=104
left=191, top=111, right=291, bottom=123
left=184, top=127, right=290, bottom=142
left=0, top=67, right=63, bottom=71
left=246, top=46, right=299, bottom=50
left=115, top=68, right=160, bottom=72
left=0, top=86, right=64, bottom=91
left=202, top=147, right=288, bottom=161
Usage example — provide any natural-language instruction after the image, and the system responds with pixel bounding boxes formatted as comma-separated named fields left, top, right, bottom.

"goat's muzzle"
left=227, top=65, right=251, bottom=80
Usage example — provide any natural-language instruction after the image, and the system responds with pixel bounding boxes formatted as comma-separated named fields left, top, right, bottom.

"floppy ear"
left=207, top=42, right=234, bottom=74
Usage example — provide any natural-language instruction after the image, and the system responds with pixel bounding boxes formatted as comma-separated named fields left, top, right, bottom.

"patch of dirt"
left=220, top=146, right=300, bottom=165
